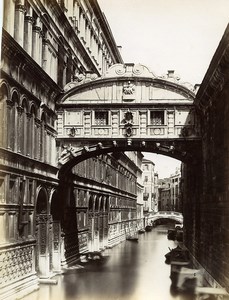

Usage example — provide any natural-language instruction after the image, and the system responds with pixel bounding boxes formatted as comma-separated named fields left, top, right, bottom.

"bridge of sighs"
left=56, top=63, right=201, bottom=177
left=47, top=63, right=203, bottom=271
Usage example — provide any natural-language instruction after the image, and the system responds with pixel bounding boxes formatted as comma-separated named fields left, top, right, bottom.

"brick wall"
left=183, top=25, right=229, bottom=291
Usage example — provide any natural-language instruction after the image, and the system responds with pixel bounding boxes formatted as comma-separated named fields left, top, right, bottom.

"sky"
left=98, top=0, right=229, bottom=178
left=98, top=0, right=229, bottom=86
left=0, top=1, right=228, bottom=177
left=142, top=152, right=181, bottom=178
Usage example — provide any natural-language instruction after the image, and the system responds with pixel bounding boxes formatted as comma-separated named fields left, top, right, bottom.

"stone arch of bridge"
left=152, top=217, right=183, bottom=224
left=55, top=63, right=203, bottom=264
left=57, top=142, right=200, bottom=179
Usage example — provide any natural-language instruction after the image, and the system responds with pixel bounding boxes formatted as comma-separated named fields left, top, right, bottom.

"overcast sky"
left=98, top=0, right=228, bottom=178
left=98, top=0, right=229, bottom=86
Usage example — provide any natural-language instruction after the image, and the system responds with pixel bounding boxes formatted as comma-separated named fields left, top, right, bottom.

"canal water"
left=24, top=225, right=195, bottom=300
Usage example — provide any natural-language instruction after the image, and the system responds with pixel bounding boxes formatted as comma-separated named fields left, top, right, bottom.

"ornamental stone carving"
left=123, top=81, right=135, bottom=95
left=105, top=63, right=156, bottom=78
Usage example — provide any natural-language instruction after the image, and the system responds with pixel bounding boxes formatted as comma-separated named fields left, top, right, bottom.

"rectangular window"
left=9, top=177, right=16, bottom=203
left=94, top=111, right=108, bottom=125
left=150, top=111, right=165, bottom=125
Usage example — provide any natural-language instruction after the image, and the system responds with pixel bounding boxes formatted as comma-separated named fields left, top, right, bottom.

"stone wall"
left=183, top=24, right=229, bottom=291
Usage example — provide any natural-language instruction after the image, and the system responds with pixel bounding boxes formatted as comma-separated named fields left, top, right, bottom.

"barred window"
left=150, top=111, right=165, bottom=125
left=94, top=111, right=108, bottom=125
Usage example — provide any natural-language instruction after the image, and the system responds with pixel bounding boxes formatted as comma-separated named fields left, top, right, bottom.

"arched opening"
left=0, top=82, right=8, bottom=147
left=9, top=90, right=19, bottom=151
left=21, top=98, right=28, bottom=155
left=88, top=195, right=94, bottom=211
left=54, top=64, right=202, bottom=265
left=36, top=189, right=48, bottom=214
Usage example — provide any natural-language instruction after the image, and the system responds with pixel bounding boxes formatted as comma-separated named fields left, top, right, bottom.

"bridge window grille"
left=150, top=111, right=165, bottom=125
left=94, top=111, right=108, bottom=125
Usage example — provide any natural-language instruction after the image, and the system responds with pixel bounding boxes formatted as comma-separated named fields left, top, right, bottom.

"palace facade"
left=0, top=1, right=144, bottom=299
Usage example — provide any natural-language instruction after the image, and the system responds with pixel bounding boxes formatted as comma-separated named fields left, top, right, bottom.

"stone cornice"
left=1, top=29, right=62, bottom=102
left=57, top=64, right=195, bottom=104
left=0, top=147, right=59, bottom=181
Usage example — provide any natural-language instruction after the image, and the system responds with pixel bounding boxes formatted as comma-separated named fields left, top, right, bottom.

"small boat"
left=176, top=229, right=183, bottom=242
left=165, top=245, right=190, bottom=265
left=145, top=225, right=152, bottom=232
left=126, top=235, right=138, bottom=242
left=167, top=229, right=176, bottom=240
left=138, top=228, right=145, bottom=234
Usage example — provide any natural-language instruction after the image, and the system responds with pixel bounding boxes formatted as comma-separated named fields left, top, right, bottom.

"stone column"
left=16, top=106, right=23, bottom=153
left=52, top=221, right=62, bottom=272
left=3, top=0, right=15, bottom=36
left=24, top=7, right=33, bottom=55
left=42, top=38, right=50, bottom=74
left=86, top=22, right=91, bottom=47
left=14, top=1, right=25, bottom=47
left=36, top=214, right=50, bottom=278
left=26, top=112, right=32, bottom=156
left=32, top=18, right=41, bottom=64
left=79, top=10, right=85, bottom=40
left=73, top=1, right=79, bottom=19
left=34, top=118, right=41, bottom=160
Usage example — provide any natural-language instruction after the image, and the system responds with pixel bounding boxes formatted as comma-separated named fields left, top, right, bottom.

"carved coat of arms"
left=122, top=81, right=135, bottom=101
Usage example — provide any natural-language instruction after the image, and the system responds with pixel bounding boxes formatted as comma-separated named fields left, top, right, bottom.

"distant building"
left=158, top=178, right=171, bottom=211
left=170, top=168, right=181, bottom=211
left=142, top=158, right=158, bottom=214
left=158, top=167, right=181, bottom=211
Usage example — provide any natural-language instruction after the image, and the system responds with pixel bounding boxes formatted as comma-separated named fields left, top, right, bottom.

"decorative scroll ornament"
left=115, top=64, right=126, bottom=75
left=133, top=64, right=144, bottom=75
left=105, top=63, right=156, bottom=78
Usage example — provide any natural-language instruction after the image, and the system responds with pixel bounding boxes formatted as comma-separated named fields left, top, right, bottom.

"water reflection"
left=25, top=225, right=198, bottom=300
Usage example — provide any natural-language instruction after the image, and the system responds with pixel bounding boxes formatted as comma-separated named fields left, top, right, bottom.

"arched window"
left=105, top=197, right=109, bottom=211
left=88, top=196, right=93, bottom=211
left=36, top=188, right=48, bottom=215
left=30, top=105, right=36, bottom=158
left=50, top=190, right=61, bottom=221
left=0, top=83, right=8, bottom=147
left=100, top=196, right=104, bottom=211
left=10, top=91, right=19, bottom=151
left=95, top=196, right=100, bottom=211
left=21, top=99, right=28, bottom=155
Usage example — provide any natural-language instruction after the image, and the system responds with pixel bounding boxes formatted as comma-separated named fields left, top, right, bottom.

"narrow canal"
left=25, top=225, right=194, bottom=300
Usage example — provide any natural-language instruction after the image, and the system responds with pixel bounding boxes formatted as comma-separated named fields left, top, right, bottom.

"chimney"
left=167, top=70, right=175, bottom=78
left=117, top=46, right=122, bottom=54
left=194, top=84, right=200, bottom=92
